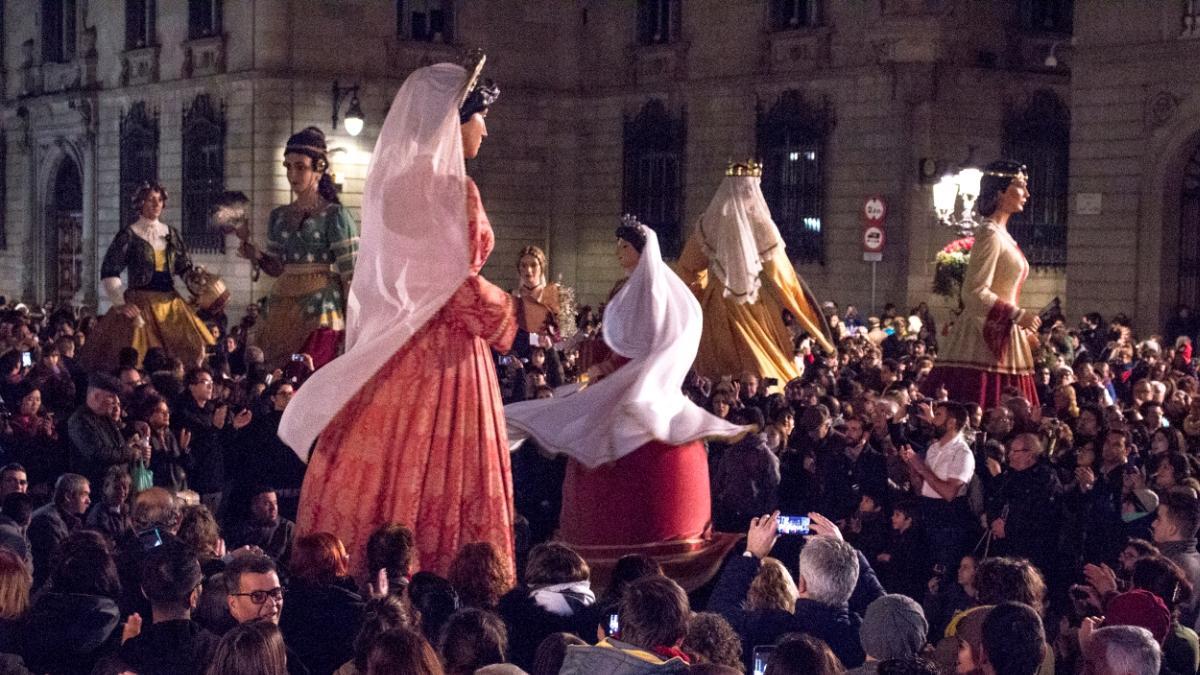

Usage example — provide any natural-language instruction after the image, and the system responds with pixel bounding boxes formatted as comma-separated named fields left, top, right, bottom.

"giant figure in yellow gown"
left=675, top=162, right=834, bottom=384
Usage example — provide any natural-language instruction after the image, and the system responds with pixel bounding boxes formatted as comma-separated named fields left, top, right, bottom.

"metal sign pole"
left=871, top=261, right=877, bottom=315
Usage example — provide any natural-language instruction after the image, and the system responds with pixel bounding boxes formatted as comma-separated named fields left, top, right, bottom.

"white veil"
left=696, top=175, right=785, bottom=304
left=280, top=63, right=472, bottom=458
left=506, top=226, right=747, bottom=468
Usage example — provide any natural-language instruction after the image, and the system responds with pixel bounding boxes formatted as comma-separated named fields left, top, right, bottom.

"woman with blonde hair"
left=0, top=548, right=29, bottom=653
left=745, top=556, right=798, bottom=613
left=205, top=620, right=288, bottom=675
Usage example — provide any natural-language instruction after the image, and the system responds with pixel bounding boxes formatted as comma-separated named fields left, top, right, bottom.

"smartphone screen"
left=607, top=613, right=619, bottom=636
left=752, top=645, right=775, bottom=675
left=19, top=352, right=31, bottom=368
left=776, top=515, right=811, bottom=535
left=529, top=333, right=541, bottom=347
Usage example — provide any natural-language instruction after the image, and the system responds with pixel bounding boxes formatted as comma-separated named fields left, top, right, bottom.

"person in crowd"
left=746, top=556, right=799, bottom=613
left=0, top=547, right=29, bottom=657
left=409, top=571, right=461, bottom=646
left=497, top=541, right=595, bottom=670
left=228, top=486, right=295, bottom=563
left=84, top=181, right=216, bottom=370
left=674, top=162, right=834, bottom=384
left=228, top=379, right=305, bottom=521
left=1080, top=625, right=1161, bottom=675
left=131, top=393, right=193, bottom=493
left=529, top=632, right=586, bottom=675
left=365, top=522, right=415, bottom=600
left=986, top=433, right=1062, bottom=574
left=282, top=60, right=516, bottom=581
left=682, top=612, right=743, bottom=671
left=978, top=601, right=1046, bottom=675
left=337, top=595, right=411, bottom=675
left=0, top=492, right=33, bottom=567
left=0, top=464, right=27, bottom=500
left=116, top=538, right=220, bottom=675
left=84, top=464, right=133, bottom=543
left=366, top=626, right=444, bottom=675
left=591, top=553, right=663, bottom=633
left=205, top=620, right=290, bottom=675
left=710, top=512, right=870, bottom=668
left=845, top=594, right=928, bottom=675
left=923, top=554, right=978, bottom=642
left=2, top=384, right=64, bottom=493
left=765, top=633, right=846, bottom=675
left=28, top=472, right=89, bottom=589
left=239, top=126, right=358, bottom=369
left=67, top=373, right=140, bottom=490
left=23, top=530, right=122, bottom=674
left=923, top=161, right=1041, bottom=407
left=224, top=553, right=310, bottom=674
left=449, top=541, right=514, bottom=612
left=507, top=219, right=748, bottom=589
left=713, top=431, right=780, bottom=533
left=280, top=532, right=365, bottom=675
left=439, top=607, right=509, bottom=675
left=560, top=575, right=693, bottom=673
left=511, top=245, right=571, bottom=387
left=171, top=366, right=252, bottom=514
left=899, top=401, right=975, bottom=574
left=1152, top=487, right=1200, bottom=626
left=874, top=500, right=929, bottom=602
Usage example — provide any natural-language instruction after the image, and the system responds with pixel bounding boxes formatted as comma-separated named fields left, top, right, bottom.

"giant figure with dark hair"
left=924, top=160, right=1042, bottom=407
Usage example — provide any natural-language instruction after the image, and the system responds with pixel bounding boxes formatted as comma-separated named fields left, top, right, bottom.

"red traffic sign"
left=862, top=224, right=885, bottom=253
left=862, top=195, right=887, bottom=224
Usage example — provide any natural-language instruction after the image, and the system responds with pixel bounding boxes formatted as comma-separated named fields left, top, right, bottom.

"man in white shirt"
left=900, top=401, right=976, bottom=572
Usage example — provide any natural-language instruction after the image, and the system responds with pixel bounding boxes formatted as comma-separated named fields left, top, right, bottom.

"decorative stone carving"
left=1145, top=91, right=1180, bottom=129
left=122, top=46, right=160, bottom=86
left=631, top=42, right=689, bottom=85
left=42, top=62, right=81, bottom=94
left=183, top=36, right=226, bottom=78
left=765, top=27, right=831, bottom=73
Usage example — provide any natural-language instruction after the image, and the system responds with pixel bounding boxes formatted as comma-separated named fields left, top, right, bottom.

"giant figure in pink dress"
left=279, top=59, right=517, bottom=578
left=925, top=160, right=1042, bottom=408
left=507, top=219, right=748, bottom=590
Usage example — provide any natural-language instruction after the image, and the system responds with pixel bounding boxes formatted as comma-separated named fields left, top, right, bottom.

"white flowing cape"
left=505, top=226, right=748, bottom=468
left=696, top=175, right=786, bottom=305
left=280, top=64, right=471, bottom=459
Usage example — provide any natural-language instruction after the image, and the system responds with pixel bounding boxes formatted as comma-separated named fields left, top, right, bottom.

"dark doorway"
left=48, top=158, right=83, bottom=303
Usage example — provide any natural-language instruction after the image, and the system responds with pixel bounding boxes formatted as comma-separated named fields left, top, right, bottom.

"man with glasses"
left=986, top=432, right=1062, bottom=574
left=66, top=373, right=141, bottom=489
left=225, top=553, right=310, bottom=674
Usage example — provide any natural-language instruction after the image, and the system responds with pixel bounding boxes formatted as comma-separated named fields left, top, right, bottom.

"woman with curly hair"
left=448, top=541, right=513, bottom=611
left=282, top=532, right=366, bottom=675
left=745, top=557, right=798, bottom=613
left=683, top=612, right=743, bottom=670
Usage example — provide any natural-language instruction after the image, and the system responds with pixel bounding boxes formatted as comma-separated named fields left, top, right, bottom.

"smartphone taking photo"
left=752, top=645, right=775, bottom=675
left=776, top=515, right=810, bottom=535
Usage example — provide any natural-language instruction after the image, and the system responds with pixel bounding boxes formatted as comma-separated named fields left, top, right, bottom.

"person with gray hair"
left=28, top=473, right=90, bottom=589
left=1082, top=624, right=1160, bottom=675
left=709, top=510, right=874, bottom=669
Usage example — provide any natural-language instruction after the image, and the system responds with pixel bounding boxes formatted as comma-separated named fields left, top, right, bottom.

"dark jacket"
left=100, top=224, right=194, bottom=290
left=22, top=591, right=120, bottom=675
left=229, top=517, right=295, bottom=563
left=497, top=586, right=599, bottom=671
left=714, top=434, right=781, bottom=529
left=817, top=444, right=889, bottom=522
left=986, top=461, right=1063, bottom=570
left=279, top=579, right=364, bottom=675
left=559, top=639, right=690, bottom=675
left=170, top=394, right=233, bottom=495
left=84, top=502, right=133, bottom=545
left=709, top=553, right=866, bottom=669
left=28, top=504, right=80, bottom=590
left=66, top=406, right=136, bottom=489
left=149, top=427, right=195, bottom=493
left=1162, top=539, right=1200, bottom=628
left=0, top=514, right=31, bottom=568
left=117, top=619, right=220, bottom=675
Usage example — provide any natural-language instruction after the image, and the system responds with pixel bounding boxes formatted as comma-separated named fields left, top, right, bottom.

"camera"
left=776, top=515, right=810, bottom=535
left=291, top=354, right=305, bottom=362
left=752, top=646, right=775, bottom=675
left=19, top=352, right=31, bottom=369
left=606, top=613, right=619, bottom=636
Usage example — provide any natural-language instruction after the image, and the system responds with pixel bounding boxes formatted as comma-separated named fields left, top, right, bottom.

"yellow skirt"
left=253, top=267, right=346, bottom=369
left=81, top=290, right=215, bottom=370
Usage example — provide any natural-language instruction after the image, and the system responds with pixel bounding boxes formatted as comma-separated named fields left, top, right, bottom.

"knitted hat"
left=1104, top=589, right=1171, bottom=644
left=860, top=594, right=929, bottom=660
left=1132, top=488, right=1160, bottom=514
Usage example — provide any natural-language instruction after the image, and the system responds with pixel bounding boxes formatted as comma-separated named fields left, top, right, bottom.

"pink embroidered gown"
left=296, top=180, right=517, bottom=578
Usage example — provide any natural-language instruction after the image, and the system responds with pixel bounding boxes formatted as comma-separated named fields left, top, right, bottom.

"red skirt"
left=924, top=365, right=1039, bottom=409
left=559, top=440, right=740, bottom=592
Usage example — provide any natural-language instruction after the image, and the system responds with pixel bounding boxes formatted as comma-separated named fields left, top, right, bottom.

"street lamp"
left=331, top=80, right=364, bottom=137
left=932, top=166, right=983, bottom=235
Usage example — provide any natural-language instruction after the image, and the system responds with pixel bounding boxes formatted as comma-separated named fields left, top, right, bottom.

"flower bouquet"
left=933, top=236, right=973, bottom=313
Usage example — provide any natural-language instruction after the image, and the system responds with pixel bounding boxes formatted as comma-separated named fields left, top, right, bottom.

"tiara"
left=460, top=49, right=487, bottom=106
left=726, top=160, right=763, bottom=177
left=984, top=165, right=1028, bottom=180
left=619, top=214, right=646, bottom=230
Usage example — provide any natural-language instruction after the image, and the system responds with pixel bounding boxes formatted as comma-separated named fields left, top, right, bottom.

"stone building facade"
left=0, top=0, right=1120, bottom=332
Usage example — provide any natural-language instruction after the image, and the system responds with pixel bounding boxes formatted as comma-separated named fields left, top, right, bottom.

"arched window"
left=120, top=103, right=159, bottom=224
left=181, top=94, right=225, bottom=253
left=637, top=0, right=681, bottom=45
left=756, top=90, right=833, bottom=265
left=396, top=0, right=454, bottom=42
left=623, top=99, right=686, bottom=259
left=770, top=0, right=821, bottom=31
left=41, top=0, right=77, bottom=63
left=126, top=0, right=156, bottom=50
left=188, top=0, right=221, bottom=40
left=1003, top=90, right=1070, bottom=267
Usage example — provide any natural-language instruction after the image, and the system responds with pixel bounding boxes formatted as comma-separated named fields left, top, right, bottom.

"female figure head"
left=1154, top=453, right=1192, bottom=491
left=132, top=393, right=170, bottom=431
left=614, top=220, right=646, bottom=273
left=50, top=530, right=121, bottom=598
left=15, top=383, right=41, bottom=418
left=746, top=557, right=799, bottom=613
left=438, top=608, right=507, bottom=675
left=517, top=246, right=547, bottom=290
left=283, top=126, right=339, bottom=204
left=178, top=504, right=222, bottom=562
left=460, top=78, right=499, bottom=160
left=975, top=160, right=1029, bottom=222
left=101, top=465, right=132, bottom=509
left=367, top=626, right=444, bottom=675
left=973, top=556, right=1046, bottom=616
left=1151, top=426, right=1185, bottom=457
left=132, top=181, right=167, bottom=222
left=447, top=541, right=513, bottom=610
left=351, top=595, right=413, bottom=673
left=205, top=620, right=289, bottom=675
left=290, top=532, right=351, bottom=586
left=0, top=549, right=30, bottom=620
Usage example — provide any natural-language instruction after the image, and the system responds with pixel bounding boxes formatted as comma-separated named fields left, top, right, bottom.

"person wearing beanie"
left=846, top=594, right=929, bottom=675
left=240, top=125, right=359, bottom=369
left=1122, top=488, right=1160, bottom=543
left=1104, top=589, right=1172, bottom=645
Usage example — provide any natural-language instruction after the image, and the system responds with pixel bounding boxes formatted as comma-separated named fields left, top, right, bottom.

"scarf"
left=529, top=581, right=595, bottom=616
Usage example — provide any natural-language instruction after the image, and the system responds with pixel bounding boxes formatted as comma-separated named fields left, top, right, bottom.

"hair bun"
left=302, top=126, right=326, bottom=141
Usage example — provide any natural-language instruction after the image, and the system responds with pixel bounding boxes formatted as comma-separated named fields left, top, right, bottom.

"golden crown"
left=460, top=49, right=487, bottom=106
left=726, top=160, right=763, bottom=177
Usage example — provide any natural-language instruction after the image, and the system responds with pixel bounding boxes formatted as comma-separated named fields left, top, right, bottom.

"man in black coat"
left=986, top=433, right=1063, bottom=574
left=66, top=373, right=139, bottom=489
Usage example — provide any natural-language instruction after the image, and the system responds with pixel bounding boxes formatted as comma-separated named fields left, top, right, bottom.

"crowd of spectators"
left=0, top=296, right=1193, bottom=675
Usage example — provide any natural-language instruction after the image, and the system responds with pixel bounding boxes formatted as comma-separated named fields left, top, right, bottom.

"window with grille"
left=120, top=103, right=159, bottom=224
left=770, top=0, right=821, bottom=31
left=188, top=0, right=222, bottom=40
left=1003, top=90, right=1070, bottom=268
left=757, top=91, right=833, bottom=265
left=637, top=0, right=681, bottom=45
left=126, top=0, right=155, bottom=50
left=181, top=95, right=225, bottom=253
left=41, top=0, right=77, bottom=63
left=396, top=0, right=454, bottom=42
left=623, top=100, right=686, bottom=259
left=1019, top=0, right=1072, bottom=34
